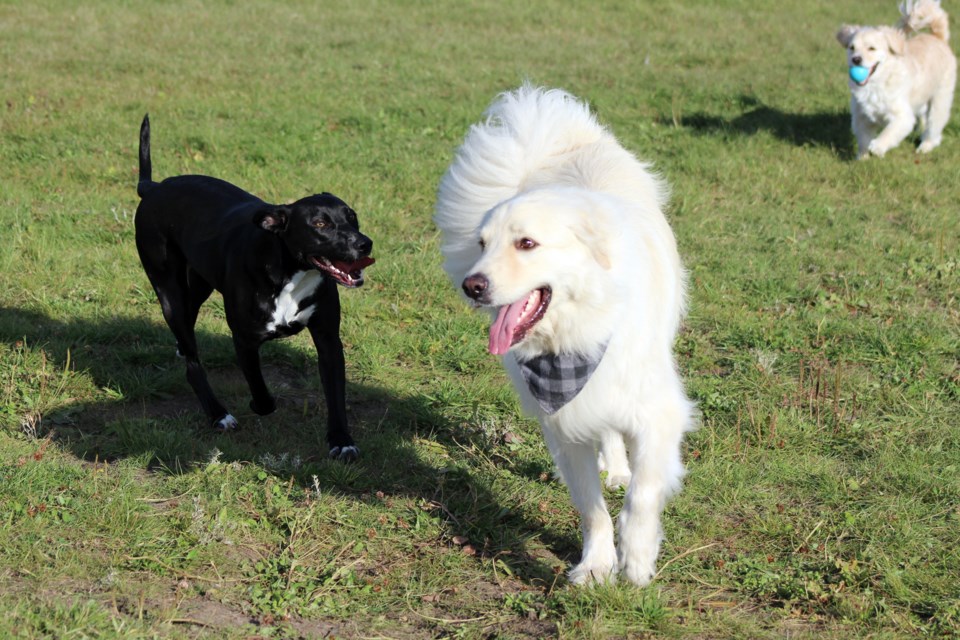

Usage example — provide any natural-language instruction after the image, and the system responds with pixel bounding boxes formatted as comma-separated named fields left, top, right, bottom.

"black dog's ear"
left=254, top=206, right=289, bottom=233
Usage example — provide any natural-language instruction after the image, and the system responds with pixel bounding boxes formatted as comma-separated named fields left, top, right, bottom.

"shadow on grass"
left=681, top=96, right=854, bottom=159
left=0, top=305, right=577, bottom=587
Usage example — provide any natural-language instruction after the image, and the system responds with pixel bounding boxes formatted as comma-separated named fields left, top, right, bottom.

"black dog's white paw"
left=214, top=414, right=239, bottom=431
left=328, top=445, right=359, bottom=462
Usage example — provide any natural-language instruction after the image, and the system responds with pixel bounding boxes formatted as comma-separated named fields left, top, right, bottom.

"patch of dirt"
left=171, top=580, right=559, bottom=640
left=172, top=597, right=254, bottom=632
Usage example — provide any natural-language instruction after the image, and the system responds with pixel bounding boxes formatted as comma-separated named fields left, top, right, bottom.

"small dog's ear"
left=836, top=24, right=859, bottom=47
left=254, top=206, right=289, bottom=233
left=883, top=27, right=906, bottom=55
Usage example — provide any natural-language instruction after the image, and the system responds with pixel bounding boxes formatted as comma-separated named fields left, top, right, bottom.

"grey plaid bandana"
left=515, top=343, right=608, bottom=414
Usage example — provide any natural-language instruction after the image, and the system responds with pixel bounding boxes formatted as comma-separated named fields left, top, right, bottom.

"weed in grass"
left=550, top=585, right=668, bottom=637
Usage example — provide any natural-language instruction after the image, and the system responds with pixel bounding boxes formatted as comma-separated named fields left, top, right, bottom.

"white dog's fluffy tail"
left=899, top=0, right=950, bottom=41
left=434, top=85, right=667, bottom=289
left=434, top=86, right=603, bottom=287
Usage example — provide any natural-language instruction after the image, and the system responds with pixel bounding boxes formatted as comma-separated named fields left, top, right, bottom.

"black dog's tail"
left=137, top=114, right=155, bottom=197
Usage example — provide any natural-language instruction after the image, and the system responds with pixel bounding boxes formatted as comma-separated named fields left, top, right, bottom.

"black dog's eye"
left=313, top=219, right=329, bottom=229
left=515, top=237, right=538, bottom=251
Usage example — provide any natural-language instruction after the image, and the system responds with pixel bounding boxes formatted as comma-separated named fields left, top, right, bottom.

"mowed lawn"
left=1, top=1, right=958, bottom=638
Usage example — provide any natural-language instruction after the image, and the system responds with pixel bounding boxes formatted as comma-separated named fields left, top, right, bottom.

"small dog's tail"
left=899, top=0, right=950, bottom=42
left=137, top=114, right=155, bottom=198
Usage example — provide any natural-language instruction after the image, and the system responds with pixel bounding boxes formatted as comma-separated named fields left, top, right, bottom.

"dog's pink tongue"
left=337, top=256, right=375, bottom=272
left=488, top=299, right=526, bottom=356
left=354, top=256, right=376, bottom=270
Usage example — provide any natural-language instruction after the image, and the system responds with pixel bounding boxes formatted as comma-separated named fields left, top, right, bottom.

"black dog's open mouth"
left=310, top=256, right=375, bottom=288
left=488, top=287, right=551, bottom=355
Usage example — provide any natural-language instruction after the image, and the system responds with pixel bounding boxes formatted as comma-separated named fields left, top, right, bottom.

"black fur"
left=134, top=115, right=373, bottom=460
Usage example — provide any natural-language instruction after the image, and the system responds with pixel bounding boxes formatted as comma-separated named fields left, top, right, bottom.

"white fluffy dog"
left=434, top=86, right=694, bottom=586
left=837, top=0, right=957, bottom=158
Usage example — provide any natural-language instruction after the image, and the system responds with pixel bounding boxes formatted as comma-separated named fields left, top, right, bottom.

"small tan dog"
left=837, top=0, right=957, bottom=158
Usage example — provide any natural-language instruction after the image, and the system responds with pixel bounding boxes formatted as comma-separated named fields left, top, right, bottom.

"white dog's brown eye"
left=479, top=238, right=486, bottom=250
left=515, top=237, right=538, bottom=250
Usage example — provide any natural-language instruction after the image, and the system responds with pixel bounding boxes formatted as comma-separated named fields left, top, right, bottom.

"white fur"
left=215, top=413, right=238, bottom=431
left=837, top=0, right=957, bottom=158
left=265, top=270, right=322, bottom=333
left=434, top=86, right=695, bottom=586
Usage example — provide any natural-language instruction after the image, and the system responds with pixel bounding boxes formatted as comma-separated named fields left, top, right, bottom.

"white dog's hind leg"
left=916, top=103, right=929, bottom=138
left=918, top=79, right=955, bottom=153
left=617, top=398, right=689, bottom=586
left=598, top=432, right=631, bottom=489
left=543, top=428, right=617, bottom=585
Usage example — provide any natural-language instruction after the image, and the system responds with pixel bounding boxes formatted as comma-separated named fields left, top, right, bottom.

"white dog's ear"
left=882, top=27, right=906, bottom=54
left=578, top=215, right=612, bottom=270
left=836, top=24, right=859, bottom=47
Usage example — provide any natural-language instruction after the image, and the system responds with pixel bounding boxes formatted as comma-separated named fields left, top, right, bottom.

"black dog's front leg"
left=232, top=335, right=277, bottom=416
left=307, top=305, right=356, bottom=461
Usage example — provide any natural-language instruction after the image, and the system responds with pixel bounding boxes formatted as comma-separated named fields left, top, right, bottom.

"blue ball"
left=849, top=65, right=870, bottom=84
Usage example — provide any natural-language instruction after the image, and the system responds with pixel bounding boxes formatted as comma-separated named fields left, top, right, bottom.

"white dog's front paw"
left=618, top=544, right=659, bottom=587
left=868, top=140, right=888, bottom=157
left=917, top=139, right=940, bottom=154
left=568, top=541, right=618, bottom=585
left=620, top=553, right=657, bottom=587
left=568, top=558, right=617, bottom=585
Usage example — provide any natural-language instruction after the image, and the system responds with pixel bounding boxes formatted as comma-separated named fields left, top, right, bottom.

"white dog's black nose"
left=852, top=55, right=863, bottom=66
left=462, top=273, right=489, bottom=300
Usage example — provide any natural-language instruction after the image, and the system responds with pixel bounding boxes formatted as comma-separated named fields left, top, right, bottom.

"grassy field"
left=2, top=0, right=959, bottom=637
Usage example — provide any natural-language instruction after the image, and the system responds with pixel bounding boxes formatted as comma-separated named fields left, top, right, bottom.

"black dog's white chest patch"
left=266, top=270, right=324, bottom=333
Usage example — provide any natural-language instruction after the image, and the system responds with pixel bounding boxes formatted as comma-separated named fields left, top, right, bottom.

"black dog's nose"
left=354, top=235, right=373, bottom=254
left=852, top=55, right=862, bottom=66
left=462, top=273, right=489, bottom=300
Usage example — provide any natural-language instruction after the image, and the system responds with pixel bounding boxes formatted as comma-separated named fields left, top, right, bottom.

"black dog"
left=134, top=115, right=374, bottom=460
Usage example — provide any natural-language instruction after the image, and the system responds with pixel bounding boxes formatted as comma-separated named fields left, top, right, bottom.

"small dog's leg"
left=916, top=103, right=929, bottom=140
left=869, top=111, right=916, bottom=157
left=617, top=394, right=690, bottom=586
left=851, top=103, right=877, bottom=160
left=598, top=432, right=631, bottom=489
left=542, top=428, right=617, bottom=585
left=918, top=82, right=955, bottom=153
left=308, top=315, right=357, bottom=462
